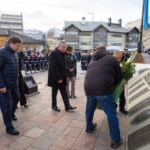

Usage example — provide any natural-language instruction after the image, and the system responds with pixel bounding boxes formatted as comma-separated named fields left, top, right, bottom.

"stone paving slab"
left=0, top=71, right=126, bottom=150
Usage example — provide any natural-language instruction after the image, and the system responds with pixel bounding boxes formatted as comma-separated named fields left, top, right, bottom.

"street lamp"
left=88, top=12, right=94, bottom=49
left=138, top=0, right=145, bottom=53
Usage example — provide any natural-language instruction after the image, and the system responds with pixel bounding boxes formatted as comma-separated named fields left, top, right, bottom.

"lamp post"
left=88, top=12, right=94, bottom=49
left=138, top=0, right=145, bottom=53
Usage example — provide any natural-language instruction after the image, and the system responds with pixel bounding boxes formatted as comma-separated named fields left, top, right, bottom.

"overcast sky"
left=0, top=0, right=148, bottom=32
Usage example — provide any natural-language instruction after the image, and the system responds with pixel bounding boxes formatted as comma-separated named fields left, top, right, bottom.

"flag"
left=144, top=0, right=149, bottom=29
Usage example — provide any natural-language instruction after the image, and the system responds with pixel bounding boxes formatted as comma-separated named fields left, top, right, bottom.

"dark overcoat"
left=47, top=49, right=66, bottom=87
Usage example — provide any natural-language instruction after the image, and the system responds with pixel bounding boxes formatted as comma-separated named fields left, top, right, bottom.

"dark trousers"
left=119, top=88, right=126, bottom=111
left=52, top=84, right=70, bottom=109
left=18, top=80, right=27, bottom=106
left=18, top=73, right=27, bottom=106
left=9, top=88, right=20, bottom=117
left=0, top=87, right=19, bottom=129
left=19, top=87, right=27, bottom=106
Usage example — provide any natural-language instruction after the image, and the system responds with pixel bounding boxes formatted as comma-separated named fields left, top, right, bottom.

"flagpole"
left=138, top=0, right=145, bottom=53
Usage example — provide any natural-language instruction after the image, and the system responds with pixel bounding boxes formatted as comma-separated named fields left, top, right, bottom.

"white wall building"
left=107, top=32, right=126, bottom=48
left=0, top=13, right=23, bottom=33
left=64, top=18, right=140, bottom=50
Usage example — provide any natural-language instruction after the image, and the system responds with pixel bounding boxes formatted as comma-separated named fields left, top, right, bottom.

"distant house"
left=126, top=18, right=150, bottom=49
left=45, top=28, right=64, bottom=51
left=64, top=17, right=140, bottom=50
left=0, top=29, right=45, bottom=51
left=24, top=29, right=45, bottom=40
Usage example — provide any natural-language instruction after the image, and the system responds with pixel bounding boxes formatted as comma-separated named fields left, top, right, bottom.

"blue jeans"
left=86, top=94, right=121, bottom=142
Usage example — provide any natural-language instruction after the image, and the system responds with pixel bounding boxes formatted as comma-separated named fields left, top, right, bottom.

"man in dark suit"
left=47, top=42, right=76, bottom=112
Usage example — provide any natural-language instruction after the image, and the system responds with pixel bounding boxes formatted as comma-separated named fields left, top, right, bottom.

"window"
left=80, top=42, right=91, bottom=45
left=129, top=33, right=138, bottom=38
left=66, top=42, right=78, bottom=45
left=128, top=42, right=137, bottom=47
left=111, top=33, right=122, bottom=37
left=94, top=41, right=106, bottom=46
left=80, top=32, right=91, bottom=36
left=111, top=43, right=122, bottom=46
left=66, top=31, right=78, bottom=35
left=94, top=31, right=106, bottom=36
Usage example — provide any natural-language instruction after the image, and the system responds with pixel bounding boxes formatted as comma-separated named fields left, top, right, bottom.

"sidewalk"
left=0, top=71, right=126, bottom=150
left=142, top=53, right=150, bottom=64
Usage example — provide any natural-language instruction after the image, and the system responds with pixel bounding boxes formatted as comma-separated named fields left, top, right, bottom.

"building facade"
left=45, top=28, right=64, bottom=51
left=0, top=29, right=45, bottom=52
left=24, top=29, right=45, bottom=40
left=64, top=18, right=140, bottom=50
left=126, top=17, right=150, bottom=49
left=0, top=13, right=23, bottom=33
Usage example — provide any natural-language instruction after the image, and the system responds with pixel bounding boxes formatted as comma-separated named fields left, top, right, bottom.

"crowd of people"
left=23, top=50, right=49, bottom=74
left=0, top=36, right=130, bottom=149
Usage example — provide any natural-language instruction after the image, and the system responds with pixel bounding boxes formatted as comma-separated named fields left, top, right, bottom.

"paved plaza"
left=0, top=68, right=126, bottom=150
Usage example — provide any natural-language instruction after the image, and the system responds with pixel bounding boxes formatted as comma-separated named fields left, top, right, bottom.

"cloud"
left=0, top=0, right=147, bottom=32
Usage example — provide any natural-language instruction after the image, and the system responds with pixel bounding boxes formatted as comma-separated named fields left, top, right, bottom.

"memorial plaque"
left=128, top=124, right=150, bottom=150
left=127, top=70, right=150, bottom=150
left=129, top=82, right=145, bottom=95
left=130, top=109, right=150, bottom=125
left=128, top=79, right=142, bottom=89
left=144, top=74, right=150, bottom=87
left=129, top=88, right=149, bottom=103
left=23, top=75, right=38, bottom=95
left=128, top=98, right=150, bottom=117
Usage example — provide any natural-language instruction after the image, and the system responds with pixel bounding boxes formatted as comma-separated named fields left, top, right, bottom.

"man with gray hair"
left=113, top=48, right=128, bottom=115
left=48, top=41, right=76, bottom=112
left=84, top=45, right=123, bottom=148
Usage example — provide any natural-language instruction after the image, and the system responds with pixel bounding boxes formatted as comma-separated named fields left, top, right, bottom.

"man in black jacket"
left=18, top=51, right=28, bottom=108
left=84, top=46, right=123, bottom=149
left=0, top=36, right=22, bottom=135
left=47, top=42, right=76, bottom=112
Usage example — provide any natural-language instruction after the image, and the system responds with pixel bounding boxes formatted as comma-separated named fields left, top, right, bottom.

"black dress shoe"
left=111, top=139, right=122, bottom=149
left=86, top=123, right=97, bottom=133
left=115, top=103, right=118, bottom=110
left=52, top=106, right=61, bottom=112
left=21, top=104, right=28, bottom=108
left=6, top=128, right=20, bottom=135
left=120, top=109, right=128, bottom=115
left=65, top=106, right=77, bottom=111
left=12, top=115, right=18, bottom=121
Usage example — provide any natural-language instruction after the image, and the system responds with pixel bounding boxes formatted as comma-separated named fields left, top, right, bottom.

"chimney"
left=108, top=18, right=111, bottom=26
left=81, top=17, right=86, bottom=25
left=118, top=19, right=122, bottom=27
